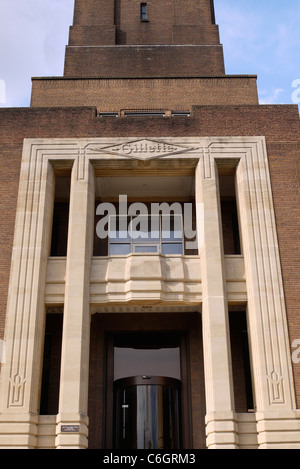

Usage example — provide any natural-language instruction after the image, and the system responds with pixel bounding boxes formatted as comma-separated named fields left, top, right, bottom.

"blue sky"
left=215, top=0, right=300, bottom=106
left=0, top=0, right=299, bottom=108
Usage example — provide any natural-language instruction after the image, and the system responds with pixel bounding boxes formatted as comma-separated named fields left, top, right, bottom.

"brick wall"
left=63, top=45, right=225, bottom=78
left=113, top=0, right=220, bottom=46
left=31, top=76, right=258, bottom=110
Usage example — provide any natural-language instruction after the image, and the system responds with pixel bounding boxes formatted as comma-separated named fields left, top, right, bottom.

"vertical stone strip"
left=235, top=140, right=297, bottom=448
left=195, top=154, right=238, bottom=449
left=0, top=141, right=55, bottom=447
left=56, top=155, right=95, bottom=449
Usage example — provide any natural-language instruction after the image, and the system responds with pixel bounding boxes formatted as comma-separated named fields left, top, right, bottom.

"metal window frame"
left=108, top=214, right=184, bottom=255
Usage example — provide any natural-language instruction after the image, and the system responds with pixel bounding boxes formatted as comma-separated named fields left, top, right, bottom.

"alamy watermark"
left=0, top=339, right=5, bottom=364
left=95, top=195, right=204, bottom=251
left=292, top=339, right=300, bottom=365
left=0, top=79, right=6, bottom=104
left=292, top=79, right=300, bottom=104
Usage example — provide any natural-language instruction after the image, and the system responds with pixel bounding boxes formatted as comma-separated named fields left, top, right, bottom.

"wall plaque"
left=61, top=425, right=80, bottom=433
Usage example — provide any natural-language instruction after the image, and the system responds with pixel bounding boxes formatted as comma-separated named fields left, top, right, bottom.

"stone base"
left=205, top=412, right=239, bottom=449
left=0, top=413, right=39, bottom=448
left=55, top=413, right=89, bottom=449
left=257, top=411, right=300, bottom=449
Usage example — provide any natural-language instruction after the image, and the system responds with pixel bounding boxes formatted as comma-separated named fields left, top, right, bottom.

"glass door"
left=114, top=376, right=181, bottom=449
left=104, top=332, right=191, bottom=449
left=112, top=333, right=182, bottom=449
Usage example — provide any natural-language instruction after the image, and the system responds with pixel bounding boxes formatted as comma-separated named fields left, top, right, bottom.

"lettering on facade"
left=90, top=139, right=194, bottom=159
left=117, top=141, right=179, bottom=155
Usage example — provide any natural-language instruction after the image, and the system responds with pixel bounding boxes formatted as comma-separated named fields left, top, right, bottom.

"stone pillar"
left=235, top=143, right=297, bottom=448
left=195, top=154, right=238, bottom=449
left=0, top=144, right=55, bottom=448
left=55, top=158, right=95, bottom=449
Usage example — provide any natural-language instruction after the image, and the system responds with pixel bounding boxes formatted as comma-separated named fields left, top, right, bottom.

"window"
left=140, top=3, right=148, bottom=21
left=99, top=112, right=118, bottom=118
left=210, top=0, right=216, bottom=24
left=114, top=333, right=181, bottom=381
left=40, top=313, right=63, bottom=415
left=229, top=311, right=254, bottom=412
left=124, top=110, right=165, bottom=117
left=219, top=173, right=242, bottom=255
left=172, top=111, right=190, bottom=117
left=108, top=214, right=184, bottom=255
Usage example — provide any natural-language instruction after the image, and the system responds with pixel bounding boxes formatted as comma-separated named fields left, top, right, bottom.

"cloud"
left=215, top=1, right=264, bottom=65
left=259, top=88, right=284, bottom=105
left=215, top=0, right=300, bottom=106
left=0, top=0, right=74, bottom=107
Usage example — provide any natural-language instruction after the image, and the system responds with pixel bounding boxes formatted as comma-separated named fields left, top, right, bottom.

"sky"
left=0, top=0, right=299, bottom=109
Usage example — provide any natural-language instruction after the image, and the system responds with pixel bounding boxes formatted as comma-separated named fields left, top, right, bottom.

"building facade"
left=0, top=0, right=300, bottom=449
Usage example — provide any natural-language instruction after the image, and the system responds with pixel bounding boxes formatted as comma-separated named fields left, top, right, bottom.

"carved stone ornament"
left=89, top=138, right=196, bottom=159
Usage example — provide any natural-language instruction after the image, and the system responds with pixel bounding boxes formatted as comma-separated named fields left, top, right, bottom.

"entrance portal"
left=88, top=313, right=206, bottom=449
left=112, top=332, right=183, bottom=449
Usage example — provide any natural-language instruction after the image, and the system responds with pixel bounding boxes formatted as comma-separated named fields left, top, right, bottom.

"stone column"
left=235, top=142, right=297, bottom=448
left=56, top=157, right=95, bottom=449
left=195, top=154, right=238, bottom=449
left=0, top=143, right=55, bottom=448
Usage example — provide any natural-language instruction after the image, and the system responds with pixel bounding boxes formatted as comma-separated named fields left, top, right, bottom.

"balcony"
left=45, top=254, right=246, bottom=307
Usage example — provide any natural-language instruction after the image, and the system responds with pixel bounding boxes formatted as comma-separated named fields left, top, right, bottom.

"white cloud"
left=0, top=0, right=74, bottom=107
left=215, top=0, right=300, bottom=106
left=259, top=88, right=284, bottom=105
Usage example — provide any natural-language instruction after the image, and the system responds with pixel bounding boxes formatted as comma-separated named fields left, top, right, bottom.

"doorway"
left=105, top=331, right=190, bottom=449
left=114, top=376, right=181, bottom=449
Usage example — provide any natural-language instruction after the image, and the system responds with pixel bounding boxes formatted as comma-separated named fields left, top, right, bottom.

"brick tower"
left=64, top=0, right=224, bottom=77
left=31, top=0, right=258, bottom=113
left=0, top=0, right=300, bottom=450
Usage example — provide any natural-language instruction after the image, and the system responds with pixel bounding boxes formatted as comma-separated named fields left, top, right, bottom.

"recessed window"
left=108, top=214, right=184, bottom=255
left=114, top=333, right=182, bottom=381
left=99, top=112, right=118, bottom=118
left=172, top=111, right=190, bottom=117
left=140, top=3, right=148, bottom=21
left=124, top=111, right=165, bottom=117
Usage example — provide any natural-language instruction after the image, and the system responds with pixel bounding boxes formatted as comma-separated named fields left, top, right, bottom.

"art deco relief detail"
left=202, top=146, right=213, bottom=180
left=9, top=374, right=26, bottom=407
left=87, top=138, right=199, bottom=159
left=267, top=371, right=285, bottom=404
left=77, top=147, right=87, bottom=180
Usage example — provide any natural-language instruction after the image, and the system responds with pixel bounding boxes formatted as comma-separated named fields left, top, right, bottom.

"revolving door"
left=110, top=332, right=185, bottom=449
left=114, top=376, right=181, bottom=449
